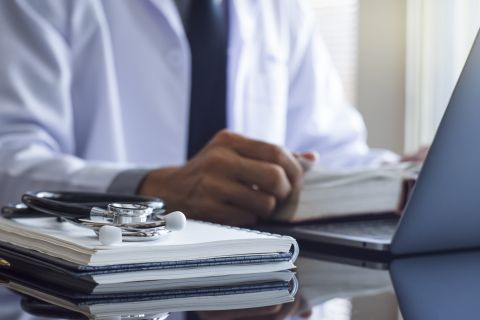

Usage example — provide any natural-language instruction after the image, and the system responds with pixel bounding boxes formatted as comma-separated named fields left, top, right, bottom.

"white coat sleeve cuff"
left=106, top=169, right=151, bottom=195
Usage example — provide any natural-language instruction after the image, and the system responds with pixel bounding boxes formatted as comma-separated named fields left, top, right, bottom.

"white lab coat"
left=0, top=0, right=397, bottom=205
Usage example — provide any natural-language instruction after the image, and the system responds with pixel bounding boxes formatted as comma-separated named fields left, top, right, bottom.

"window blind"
left=308, top=0, right=359, bottom=104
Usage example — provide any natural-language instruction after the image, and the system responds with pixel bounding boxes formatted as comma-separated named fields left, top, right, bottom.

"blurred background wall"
left=309, top=0, right=480, bottom=154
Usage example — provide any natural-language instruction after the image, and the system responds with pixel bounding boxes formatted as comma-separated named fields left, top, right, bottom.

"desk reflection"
left=5, top=250, right=480, bottom=319
left=391, top=250, right=480, bottom=320
left=296, top=256, right=396, bottom=319
left=1, top=270, right=297, bottom=320
left=17, top=294, right=305, bottom=320
left=3, top=255, right=395, bottom=320
left=194, top=297, right=311, bottom=320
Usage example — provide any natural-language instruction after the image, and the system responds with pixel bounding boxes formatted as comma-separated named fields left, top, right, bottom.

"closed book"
left=274, top=163, right=420, bottom=222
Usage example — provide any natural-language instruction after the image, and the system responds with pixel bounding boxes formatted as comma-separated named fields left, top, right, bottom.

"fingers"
left=300, top=310, right=313, bottom=318
left=293, top=151, right=318, bottom=172
left=401, top=145, right=429, bottom=162
left=192, top=199, right=259, bottom=226
left=300, top=151, right=318, bottom=162
left=212, top=130, right=304, bottom=190
left=197, top=148, right=290, bottom=204
left=198, top=176, right=276, bottom=219
left=237, top=141, right=303, bottom=189
left=141, top=130, right=311, bottom=227
left=236, top=157, right=292, bottom=201
left=220, top=183, right=276, bottom=219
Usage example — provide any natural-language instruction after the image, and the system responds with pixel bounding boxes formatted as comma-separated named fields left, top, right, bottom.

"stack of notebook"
left=0, top=216, right=298, bottom=294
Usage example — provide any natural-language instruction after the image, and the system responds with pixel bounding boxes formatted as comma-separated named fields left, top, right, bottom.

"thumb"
left=300, top=151, right=318, bottom=162
left=294, top=151, right=318, bottom=172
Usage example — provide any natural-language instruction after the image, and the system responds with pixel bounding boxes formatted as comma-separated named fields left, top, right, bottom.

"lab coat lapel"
left=148, top=0, right=186, bottom=41
left=228, top=0, right=256, bottom=135
left=229, top=1, right=287, bottom=145
left=144, top=0, right=191, bottom=163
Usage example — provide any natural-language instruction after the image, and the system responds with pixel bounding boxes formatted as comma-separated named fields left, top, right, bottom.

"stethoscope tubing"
left=2, top=191, right=165, bottom=221
left=2, top=191, right=186, bottom=244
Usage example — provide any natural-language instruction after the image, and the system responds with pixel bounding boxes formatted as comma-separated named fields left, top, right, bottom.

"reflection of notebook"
left=2, top=270, right=298, bottom=318
left=0, top=217, right=298, bottom=284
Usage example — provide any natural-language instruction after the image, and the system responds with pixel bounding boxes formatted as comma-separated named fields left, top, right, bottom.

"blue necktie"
left=186, top=0, right=228, bottom=159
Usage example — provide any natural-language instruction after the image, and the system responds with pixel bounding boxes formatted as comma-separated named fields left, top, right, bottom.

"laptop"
left=266, top=28, right=480, bottom=256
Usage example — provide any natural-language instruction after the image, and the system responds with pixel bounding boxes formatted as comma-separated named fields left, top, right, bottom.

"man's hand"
left=138, top=130, right=309, bottom=226
left=401, top=146, right=429, bottom=162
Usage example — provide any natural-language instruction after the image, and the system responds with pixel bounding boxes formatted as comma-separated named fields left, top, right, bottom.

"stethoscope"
left=1, top=191, right=187, bottom=245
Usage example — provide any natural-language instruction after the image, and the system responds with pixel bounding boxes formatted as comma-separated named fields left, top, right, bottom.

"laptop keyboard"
left=298, top=218, right=399, bottom=241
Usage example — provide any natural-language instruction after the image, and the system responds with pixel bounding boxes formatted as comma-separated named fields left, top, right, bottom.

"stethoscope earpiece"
left=163, top=211, right=187, bottom=231
left=98, top=211, right=187, bottom=245
left=99, top=225, right=123, bottom=246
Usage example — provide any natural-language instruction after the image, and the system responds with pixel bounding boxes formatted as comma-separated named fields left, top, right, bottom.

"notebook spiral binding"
left=192, top=220, right=300, bottom=263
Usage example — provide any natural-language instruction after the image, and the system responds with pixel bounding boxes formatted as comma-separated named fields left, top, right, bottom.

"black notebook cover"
left=0, top=242, right=293, bottom=293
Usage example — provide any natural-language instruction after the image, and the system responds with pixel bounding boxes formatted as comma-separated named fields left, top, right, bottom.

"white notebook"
left=0, top=217, right=298, bottom=279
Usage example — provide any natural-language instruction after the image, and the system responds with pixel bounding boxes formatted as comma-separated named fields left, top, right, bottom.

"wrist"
left=107, top=169, right=151, bottom=195
left=137, top=166, right=185, bottom=210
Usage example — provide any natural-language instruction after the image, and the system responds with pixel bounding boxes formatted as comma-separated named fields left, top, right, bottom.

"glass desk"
left=1, top=248, right=479, bottom=320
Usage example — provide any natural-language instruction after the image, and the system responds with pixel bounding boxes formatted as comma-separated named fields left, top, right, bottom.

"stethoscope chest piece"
left=86, top=202, right=179, bottom=244
left=82, top=203, right=186, bottom=245
left=107, top=203, right=154, bottom=224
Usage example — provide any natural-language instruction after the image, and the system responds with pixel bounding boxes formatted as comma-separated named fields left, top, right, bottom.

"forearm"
left=0, top=144, right=130, bottom=205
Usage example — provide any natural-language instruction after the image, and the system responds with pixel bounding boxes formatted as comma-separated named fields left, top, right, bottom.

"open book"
left=275, top=163, right=421, bottom=222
